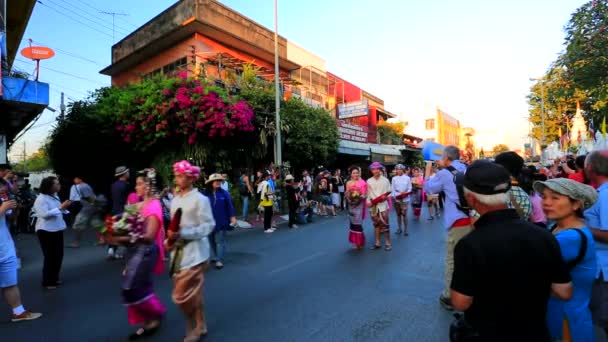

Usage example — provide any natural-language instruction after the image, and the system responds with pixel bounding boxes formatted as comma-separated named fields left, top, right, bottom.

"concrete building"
left=100, top=0, right=402, bottom=164
left=1, top=0, right=50, bottom=163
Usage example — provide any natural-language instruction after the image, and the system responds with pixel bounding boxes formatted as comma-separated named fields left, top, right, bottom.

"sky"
left=8, top=0, right=585, bottom=160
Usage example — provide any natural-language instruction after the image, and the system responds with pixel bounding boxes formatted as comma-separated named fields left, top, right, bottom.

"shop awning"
left=370, top=144, right=403, bottom=156
left=338, top=140, right=370, bottom=156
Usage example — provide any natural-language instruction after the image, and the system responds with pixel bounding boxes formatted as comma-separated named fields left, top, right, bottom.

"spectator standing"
left=0, top=178, right=42, bottom=322
left=495, top=151, right=533, bottom=220
left=109, top=166, right=130, bottom=259
left=34, top=177, right=70, bottom=289
left=534, top=178, right=598, bottom=342
left=68, top=176, right=96, bottom=248
left=449, top=161, right=572, bottom=341
left=302, top=170, right=312, bottom=193
left=259, top=171, right=275, bottom=234
left=584, top=151, right=608, bottom=335
left=285, top=175, right=299, bottom=229
left=423, top=145, right=472, bottom=311
left=203, top=174, right=237, bottom=270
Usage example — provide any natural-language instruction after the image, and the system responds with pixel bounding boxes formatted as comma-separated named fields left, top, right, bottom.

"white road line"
left=268, top=251, right=326, bottom=276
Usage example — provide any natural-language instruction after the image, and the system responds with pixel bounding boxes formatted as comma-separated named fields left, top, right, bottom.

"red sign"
left=21, top=46, right=55, bottom=60
left=338, top=120, right=369, bottom=143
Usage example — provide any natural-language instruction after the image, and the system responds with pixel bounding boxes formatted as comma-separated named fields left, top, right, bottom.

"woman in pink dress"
left=345, top=166, right=367, bottom=249
left=108, top=169, right=166, bottom=340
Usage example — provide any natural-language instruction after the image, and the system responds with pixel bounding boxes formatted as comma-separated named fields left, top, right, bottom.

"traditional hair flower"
left=173, top=160, right=201, bottom=179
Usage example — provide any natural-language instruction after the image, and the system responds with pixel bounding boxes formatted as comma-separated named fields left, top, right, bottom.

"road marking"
left=268, top=251, right=326, bottom=276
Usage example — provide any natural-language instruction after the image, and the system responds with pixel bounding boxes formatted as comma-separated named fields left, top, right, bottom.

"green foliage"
left=492, top=144, right=510, bottom=155
left=377, top=121, right=404, bottom=145
left=282, top=98, right=339, bottom=170
left=14, top=147, right=51, bottom=172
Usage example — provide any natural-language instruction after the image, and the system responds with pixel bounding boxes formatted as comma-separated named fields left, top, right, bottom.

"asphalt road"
left=4, top=209, right=455, bottom=342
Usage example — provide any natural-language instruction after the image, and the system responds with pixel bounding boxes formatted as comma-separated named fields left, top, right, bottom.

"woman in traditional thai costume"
left=410, top=168, right=425, bottom=220
left=108, top=169, right=166, bottom=340
left=166, top=161, right=215, bottom=342
left=346, top=167, right=367, bottom=249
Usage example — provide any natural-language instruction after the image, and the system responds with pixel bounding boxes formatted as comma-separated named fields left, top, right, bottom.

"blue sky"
left=9, top=0, right=584, bottom=159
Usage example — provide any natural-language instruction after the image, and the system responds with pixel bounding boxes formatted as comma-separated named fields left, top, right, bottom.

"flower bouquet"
left=347, top=190, right=363, bottom=206
left=98, top=205, right=145, bottom=243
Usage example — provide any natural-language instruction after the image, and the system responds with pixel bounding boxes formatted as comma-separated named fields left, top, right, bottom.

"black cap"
left=463, top=160, right=511, bottom=195
left=494, top=151, right=524, bottom=177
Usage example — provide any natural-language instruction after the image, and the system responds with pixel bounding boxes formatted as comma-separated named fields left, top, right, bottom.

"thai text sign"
left=338, top=100, right=369, bottom=119
left=338, top=121, right=369, bottom=143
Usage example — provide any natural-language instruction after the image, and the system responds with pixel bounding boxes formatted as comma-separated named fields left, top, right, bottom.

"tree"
left=492, top=144, right=510, bottom=155
left=13, top=147, right=51, bottom=172
left=377, top=121, right=405, bottom=145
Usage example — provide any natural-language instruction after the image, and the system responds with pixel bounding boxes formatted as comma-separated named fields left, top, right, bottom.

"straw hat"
left=114, top=166, right=129, bottom=177
left=206, top=173, right=225, bottom=184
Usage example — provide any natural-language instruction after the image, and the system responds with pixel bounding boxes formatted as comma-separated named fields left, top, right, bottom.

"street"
left=4, top=210, right=453, bottom=341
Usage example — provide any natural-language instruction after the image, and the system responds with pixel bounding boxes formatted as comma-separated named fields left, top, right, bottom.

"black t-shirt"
left=451, top=209, right=571, bottom=342
left=330, top=177, right=341, bottom=194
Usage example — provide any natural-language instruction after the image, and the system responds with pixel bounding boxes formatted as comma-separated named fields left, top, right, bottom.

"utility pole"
left=100, top=11, right=128, bottom=42
left=273, top=0, right=282, bottom=172
left=60, top=92, right=65, bottom=121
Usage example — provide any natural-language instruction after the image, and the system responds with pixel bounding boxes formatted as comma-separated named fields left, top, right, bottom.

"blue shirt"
left=423, top=160, right=468, bottom=229
left=547, top=228, right=596, bottom=342
left=0, top=214, right=16, bottom=262
left=203, top=188, right=235, bottom=230
left=584, top=182, right=608, bottom=280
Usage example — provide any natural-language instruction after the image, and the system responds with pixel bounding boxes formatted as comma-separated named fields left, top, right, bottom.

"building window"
left=425, top=119, right=435, bottom=130
left=143, top=57, right=188, bottom=80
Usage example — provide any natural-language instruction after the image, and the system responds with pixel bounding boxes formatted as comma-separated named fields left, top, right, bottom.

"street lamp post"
left=273, top=0, right=282, bottom=171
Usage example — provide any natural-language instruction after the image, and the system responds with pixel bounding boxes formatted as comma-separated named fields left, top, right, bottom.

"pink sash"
left=142, top=199, right=165, bottom=275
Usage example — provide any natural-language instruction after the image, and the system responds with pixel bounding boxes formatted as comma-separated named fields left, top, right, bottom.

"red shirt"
left=568, top=171, right=585, bottom=184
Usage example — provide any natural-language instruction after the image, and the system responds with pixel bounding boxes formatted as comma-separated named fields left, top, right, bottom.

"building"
left=100, top=0, right=403, bottom=164
left=1, top=0, right=50, bottom=164
left=419, top=107, right=461, bottom=146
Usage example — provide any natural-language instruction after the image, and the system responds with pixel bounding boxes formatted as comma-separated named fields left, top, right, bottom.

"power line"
left=14, top=58, right=108, bottom=86
left=44, top=0, right=129, bottom=36
left=59, top=0, right=132, bottom=33
left=24, top=39, right=105, bottom=66
left=37, top=0, right=113, bottom=39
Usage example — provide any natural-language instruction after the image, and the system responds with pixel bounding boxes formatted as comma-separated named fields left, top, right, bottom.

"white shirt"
left=34, top=194, right=67, bottom=232
left=303, top=175, right=312, bottom=192
left=170, top=188, right=215, bottom=271
left=391, top=175, right=412, bottom=203
left=367, top=176, right=391, bottom=212
left=69, top=185, right=81, bottom=201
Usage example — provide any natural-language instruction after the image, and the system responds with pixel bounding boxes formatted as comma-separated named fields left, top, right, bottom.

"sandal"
left=385, top=245, right=392, bottom=251
left=395, top=229, right=403, bottom=234
left=370, top=244, right=382, bottom=250
left=129, top=321, right=161, bottom=340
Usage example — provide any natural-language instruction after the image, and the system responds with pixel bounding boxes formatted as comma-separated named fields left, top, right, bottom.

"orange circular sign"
left=21, top=46, right=55, bottom=60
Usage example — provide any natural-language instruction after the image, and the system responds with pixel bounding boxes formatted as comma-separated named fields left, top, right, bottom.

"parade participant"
left=68, top=176, right=96, bottom=248
left=109, top=166, right=130, bottom=259
left=0, top=178, right=42, bottom=322
left=391, top=164, right=412, bottom=236
left=584, top=151, right=608, bottom=335
left=534, top=178, right=597, bottom=342
left=108, top=169, right=167, bottom=340
left=426, top=166, right=441, bottom=220
left=423, top=145, right=472, bottom=311
left=410, top=168, right=424, bottom=220
left=367, top=162, right=392, bottom=251
left=33, top=177, right=70, bottom=289
left=450, top=161, right=572, bottom=342
left=495, top=151, right=533, bottom=220
left=346, top=166, right=367, bottom=249
left=166, top=161, right=215, bottom=341
left=285, top=175, right=299, bottom=229
left=203, top=174, right=237, bottom=269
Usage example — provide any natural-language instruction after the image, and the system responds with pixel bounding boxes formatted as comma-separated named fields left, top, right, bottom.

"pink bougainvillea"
left=113, top=76, right=255, bottom=149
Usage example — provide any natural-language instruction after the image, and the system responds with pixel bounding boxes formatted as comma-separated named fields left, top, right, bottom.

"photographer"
left=297, top=190, right=314, bottom=224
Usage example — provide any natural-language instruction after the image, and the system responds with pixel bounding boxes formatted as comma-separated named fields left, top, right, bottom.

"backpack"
left=446, top=166, right=470, bottom=215
left=549, top=227, right=588, bottom=272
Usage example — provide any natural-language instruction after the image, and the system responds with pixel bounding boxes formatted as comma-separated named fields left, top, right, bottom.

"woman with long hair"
left=410, top=168, right=424, bottom=220
left=534, top=178, right=597, bottom=342
left=345, top=166, right=367, bottom=249
left=34, top=177, right=71, bottom=289
left=108, top=169, right=166, bottom=340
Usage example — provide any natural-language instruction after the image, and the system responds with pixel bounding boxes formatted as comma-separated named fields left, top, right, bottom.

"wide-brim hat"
left=115, top=166, right=129, bottom=177
left=206, top=173, right=225, bottom=184
left=533, top=178, right=598, bottom=210
left=285, top=174, right=295, bottom=181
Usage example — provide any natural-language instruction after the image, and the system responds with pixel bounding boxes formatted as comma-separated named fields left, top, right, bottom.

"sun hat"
left=206, top=173, right=225, bottom=184
left=114, top=166, right=129, bottom=177
left=533, top=178, right=598, bottom=210
left=285, top=174, right=295, bottom=181
left=369, top=162, right=384, bottom=170
left=463, top=160, right=511, bottom=195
